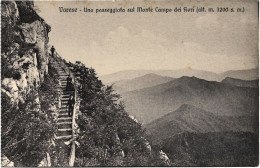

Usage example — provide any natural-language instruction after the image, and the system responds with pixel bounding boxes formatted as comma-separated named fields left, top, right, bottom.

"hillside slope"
left=158, top=132, right=258, bottom=166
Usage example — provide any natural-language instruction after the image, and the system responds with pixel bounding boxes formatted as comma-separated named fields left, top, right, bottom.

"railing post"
left=69, top=76, right=77, bottom=166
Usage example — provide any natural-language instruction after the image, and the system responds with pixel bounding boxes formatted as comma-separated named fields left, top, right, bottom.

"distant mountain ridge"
left=222, top=77, right=258, bottom=88
left=146, top=104, right=258, bottom=143
left=220, top=69, right=259, bottom=81
left=121, top=76, right=258, bottom=124
left=100, top=68, right=258, bottom=84
left=109, top=73, right=174, bottom=93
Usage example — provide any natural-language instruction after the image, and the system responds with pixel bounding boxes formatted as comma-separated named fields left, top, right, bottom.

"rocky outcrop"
left=1, top=1, right=50, bottom=103
left=1, top=1, right=56, bottom=166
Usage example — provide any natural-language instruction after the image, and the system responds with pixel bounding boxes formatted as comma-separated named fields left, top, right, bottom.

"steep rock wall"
left=1, top=0, right=51, bottom=102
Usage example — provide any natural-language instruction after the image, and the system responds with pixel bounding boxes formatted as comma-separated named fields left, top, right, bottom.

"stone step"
left=57, top=121, right=72, bottom=125
left=61, top=105, right=68, bottom=108
left=59, top=80, right=67, bottom=82
left=63, top=91, right=74, bottom=94
left=58, top=109, right=69, bottom=112
left=58, top=116, right=71, bottom=119
left=63, top=92, right=72, bottom=95
left=62, top=95, right=70, bottom=98
left=59, top=112, right=68, bottom=115
left=60, top=108, right=68, bottom=111
left=58, top=123, right=71, bottom=129
left=58, top=128, right=72, bottom=132
left=55, top=135, right=72, bottom=140
left=58, top=87, right=67, bottom=90
left=58, top=118, right=72, bottom=122
left=59, top=112, right=68, bottom=116
left=61, top=98, right=70, bottom=101
left=58, top=114, right=70, bottom=118
left=57, top=130, right=72, bottom=137
left=62, top=90, right=74, bottom=96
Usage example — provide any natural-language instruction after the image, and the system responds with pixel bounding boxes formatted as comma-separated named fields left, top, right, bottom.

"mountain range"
left=102, top=68, right=258, bottom=166
left=100, top=68, right=258, bottom=84
left=120, top=76, right=258, bottom=124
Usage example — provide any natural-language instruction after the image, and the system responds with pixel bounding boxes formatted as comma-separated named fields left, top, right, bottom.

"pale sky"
left=35, top=0, right=258, bottom=76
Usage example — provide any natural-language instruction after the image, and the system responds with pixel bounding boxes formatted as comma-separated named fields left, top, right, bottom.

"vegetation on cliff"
left=1, top=62, right=59, bottom=166
left=67, top=62, right=166, bottom=166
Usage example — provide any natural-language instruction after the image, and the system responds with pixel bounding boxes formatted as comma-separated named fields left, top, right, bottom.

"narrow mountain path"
left=54, top=64, right=74, bottom=166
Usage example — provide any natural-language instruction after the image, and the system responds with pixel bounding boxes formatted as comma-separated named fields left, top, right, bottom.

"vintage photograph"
left=1, top=0, right=259, bottom=167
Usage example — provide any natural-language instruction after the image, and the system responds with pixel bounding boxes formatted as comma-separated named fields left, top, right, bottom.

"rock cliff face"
left=1, top=0, right=50, bottom=103
left=1, top=1, right=54, bottom=166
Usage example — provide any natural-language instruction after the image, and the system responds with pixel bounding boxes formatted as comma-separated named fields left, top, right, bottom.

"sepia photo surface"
left=1, top=0, right=259, bottom=167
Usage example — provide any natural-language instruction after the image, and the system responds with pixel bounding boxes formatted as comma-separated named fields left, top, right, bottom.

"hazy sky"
left=35, top=0, right=258, bottom=76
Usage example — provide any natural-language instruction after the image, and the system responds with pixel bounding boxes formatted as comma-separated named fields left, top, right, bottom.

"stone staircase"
left=56, top=66, right=73, bottom=140
left=53, top=64, right=75, bottom=166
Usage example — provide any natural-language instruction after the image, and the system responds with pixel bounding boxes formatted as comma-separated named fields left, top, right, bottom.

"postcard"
left=1, top=0, right=258, bottom=167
